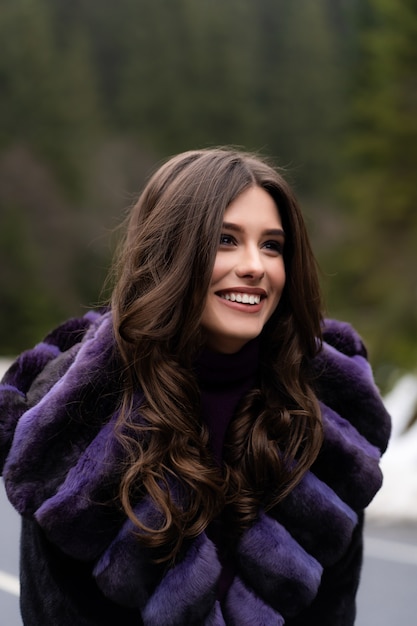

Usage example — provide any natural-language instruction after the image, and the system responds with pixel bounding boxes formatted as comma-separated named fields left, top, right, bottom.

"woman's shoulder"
left=1, top=309, right=110, bottom=391
left=311, top=318, right=391, bottom=454
left=321, top=318, right=367, bottom=358
left=0, top=309, right=119, bottom=483
left=297, top=318, right=391, bottom=521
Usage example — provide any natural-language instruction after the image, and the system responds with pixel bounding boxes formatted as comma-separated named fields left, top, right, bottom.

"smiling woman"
left=0, top=148, right=390, bottom=626
left=201, top=186, right=286, bottom=353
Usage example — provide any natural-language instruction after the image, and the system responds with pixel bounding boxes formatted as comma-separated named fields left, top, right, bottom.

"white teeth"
left=221, top=293, right=261, bottom=305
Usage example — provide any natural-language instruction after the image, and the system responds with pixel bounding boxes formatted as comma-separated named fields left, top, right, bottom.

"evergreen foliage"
left=0, top=0, right=415, bottom=388
left=324, top=0, right=417, bottom=384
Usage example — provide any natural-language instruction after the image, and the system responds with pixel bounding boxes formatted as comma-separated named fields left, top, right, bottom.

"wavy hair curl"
left=111, top=148, right=323, bottom=560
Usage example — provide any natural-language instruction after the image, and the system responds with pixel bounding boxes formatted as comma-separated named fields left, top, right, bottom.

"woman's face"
left=201, top=185, right=286, bottom=353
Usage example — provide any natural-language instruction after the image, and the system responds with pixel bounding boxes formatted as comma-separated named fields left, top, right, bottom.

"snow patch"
left=367, top=374, right=417, bottom=522
left=0, top=358, right=12, bottom=380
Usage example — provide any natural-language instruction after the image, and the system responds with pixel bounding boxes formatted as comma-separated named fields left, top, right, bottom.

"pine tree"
left=331, top=0, right=417, bottom=381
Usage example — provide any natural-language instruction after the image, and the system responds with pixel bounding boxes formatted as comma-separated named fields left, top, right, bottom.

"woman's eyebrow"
left=222, top=222, right=285, bottom=238
left=263, top=228, right=285, bottom=238
left=222, top=221, right=244, bottom=233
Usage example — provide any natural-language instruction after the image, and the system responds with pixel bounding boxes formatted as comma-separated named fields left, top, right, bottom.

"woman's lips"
left=215, top=289, right=266, bottom=312
left=220, top=292, right=261, bottom=305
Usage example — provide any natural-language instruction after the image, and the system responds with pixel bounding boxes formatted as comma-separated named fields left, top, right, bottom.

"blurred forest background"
left=1, top=0, right=416, bottom=391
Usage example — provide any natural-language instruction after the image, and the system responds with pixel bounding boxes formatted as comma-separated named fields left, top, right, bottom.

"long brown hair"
left=111, top=148, right=323, bottom=560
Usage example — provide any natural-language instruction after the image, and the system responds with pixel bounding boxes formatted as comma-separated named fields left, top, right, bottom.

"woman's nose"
left=235, top=246, right=265, bottom=280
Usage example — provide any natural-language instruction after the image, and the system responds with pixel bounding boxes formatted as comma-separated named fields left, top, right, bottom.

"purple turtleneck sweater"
left=194, top=338, right=260, bottom=600
left=194, top=338, right=260, bottom=465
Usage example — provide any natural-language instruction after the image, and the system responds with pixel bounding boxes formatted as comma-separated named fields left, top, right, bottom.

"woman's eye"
left=219, top=234, right=235, bottom=246
left=263, top=240, right=283, bottom=254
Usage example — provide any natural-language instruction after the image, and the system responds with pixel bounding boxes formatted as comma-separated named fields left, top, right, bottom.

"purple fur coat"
left=0, top=311, right=390, bottom=625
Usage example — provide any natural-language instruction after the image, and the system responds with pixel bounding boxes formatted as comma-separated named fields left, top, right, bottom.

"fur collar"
left=1, top=312, right=391, bottom=624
